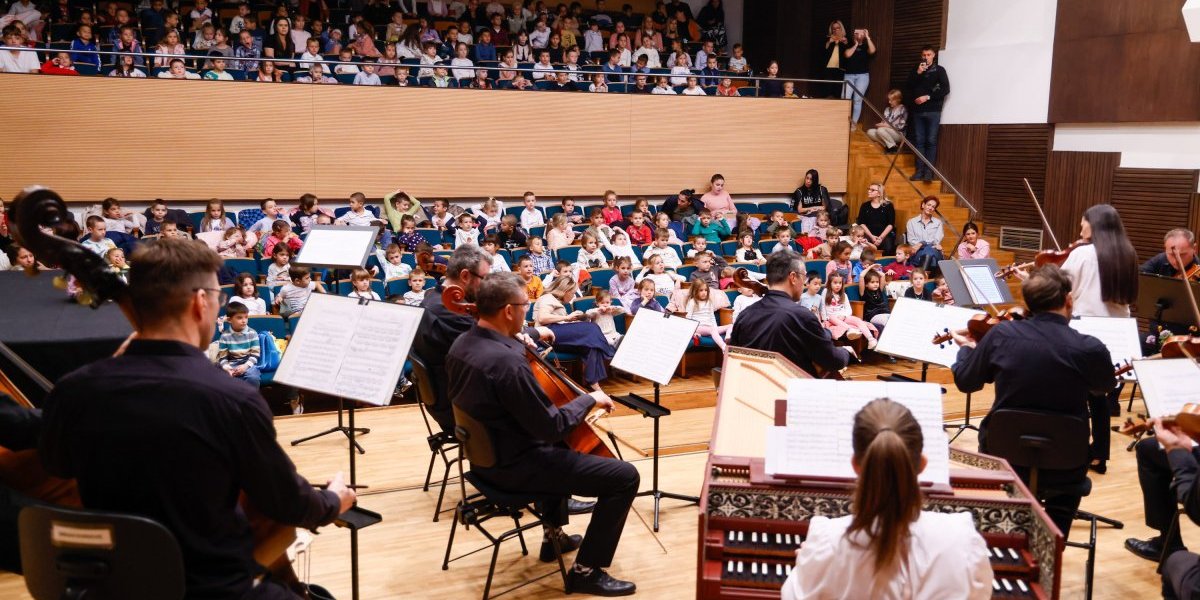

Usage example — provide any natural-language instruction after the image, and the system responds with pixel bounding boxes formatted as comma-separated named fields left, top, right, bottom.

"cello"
left=10, top=186, right=307, bottom=594
left=440, top=284, right=616, bottom=459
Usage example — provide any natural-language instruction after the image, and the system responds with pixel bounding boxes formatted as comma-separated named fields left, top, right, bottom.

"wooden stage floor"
left=0, top=358, right=1182, bottom=599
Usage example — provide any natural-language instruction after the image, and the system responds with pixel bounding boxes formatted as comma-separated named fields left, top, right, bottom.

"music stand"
left=1134, top=273, right=1200, bottom=332
left=936, top=258, right=1014, bottom=307
left=609, top=310, right=701, bottom=532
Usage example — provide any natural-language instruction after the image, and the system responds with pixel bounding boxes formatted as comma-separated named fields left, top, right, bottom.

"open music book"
left=765, top=379, right=950, bottom=486
left=875, top=297, right=986, bottom=367
left=274, top=293, right=423, bottom=406
left=1069, top=316, right=1142, bottom=381
left=1132, top=358, right=1200, bottom=418
left=610, top=310, right=699, bottom=386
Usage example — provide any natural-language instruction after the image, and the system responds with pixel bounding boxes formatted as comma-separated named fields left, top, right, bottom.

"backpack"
left=258, top=331, right=282, bottom=372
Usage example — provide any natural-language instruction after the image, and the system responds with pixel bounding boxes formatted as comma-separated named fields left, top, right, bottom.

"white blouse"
left=1060, top=243, right=1130, bottom=318
left=781, top=511, right=993, bottom=600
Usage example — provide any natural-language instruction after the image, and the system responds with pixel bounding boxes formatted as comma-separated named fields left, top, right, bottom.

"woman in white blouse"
left=780, top=398, right=993, bottom=600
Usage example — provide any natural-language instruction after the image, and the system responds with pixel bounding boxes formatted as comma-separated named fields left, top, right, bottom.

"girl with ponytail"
left=780, top=398, right=993, bottom=599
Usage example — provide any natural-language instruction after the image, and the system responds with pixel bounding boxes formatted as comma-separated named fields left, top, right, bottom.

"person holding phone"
left=906, top=45, right=951, bottom=182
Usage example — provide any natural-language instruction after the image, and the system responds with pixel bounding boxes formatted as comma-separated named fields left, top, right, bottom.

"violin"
left=11, top=186, right=307, bottom=594
left=732, top=268, right=847, bottom=380
left=440, top=285, right=616, bottom=459
left=931, top=308, right=1028, bottom=347
left=995, top=240, right=1089, bottom=280
left=1114, top=404, right=1200, bottom=438
left=417, top=250, right=447, bottom=277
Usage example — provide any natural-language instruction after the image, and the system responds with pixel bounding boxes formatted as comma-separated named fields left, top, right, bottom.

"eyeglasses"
left=194, top=287, right=228, bottom=306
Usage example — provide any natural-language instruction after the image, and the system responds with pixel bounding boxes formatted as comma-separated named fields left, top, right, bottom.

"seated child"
left=516, top=255, right=544, bottom=300
left=199, top=199, right=235, bottom=232
left=860, top=269, right=890, bottom=332
left=765, top=210, right=791, bottom=237
left=686, top=236, right=728, bottom=270
left=731, top=285, right=761, bottom=323
left=559, top=197, right=585, bottom=225
left=546, top=213, right=576, bottom=250
left=481, top=235, right=510, bottom=272
left=230, top=273, right=267, bottom=315
left=101, top=198, right=139, bottom=235
left=472, top=197, right=504, bottom=233
left=799, top=273, right=825, bottom=314
left=771, top=229, right=798, bottom=255
left=608, top=256, right=638, bottom=308
left=218, top=302, right=262, bottom=386
left=247, top=198, right=285, bottom=237
left=677, top=283, right=731, bottom=352
left=600, top=190, right=623, bottom=225
left=335, top=192, right=384, bottom=227
left=585, top=209, right=614, bottom=246
left=635, top=254, right=685, bottom=296
left=603, top=229, right=641, bottom=268
left=848, top=224, right=876, bottom=261
left=526, top=235, right=555, bottom=274
left=403, top=268, right=428, bottom=306
left=734, top=231, right=766, bottom=265
left=689, top=252, right=721, bottom=289
left=263, top=220, right=303, bottom=256
left=575, top=232, right=609, bottom=270
left=378, top=242, right=413, bottom=280
left=106, top=247, right=130, bottom=282
left=623, top=209, right=654, bottom=246
left=655, top=212, right=685, bottom=244
left=144, top=199, right=172, bottom=236
left=82, top=216, right=117, bottom=257
left=690, top=209, right=731, bottom=244
left=274, top=266, right=326, bottom=318
left=932, top=274, right=955, bottom=305
left=586, top=289, right=627, bottom=347
left=885, top=244, right=915, bottom=280
left=455, top=213, right=481, bottom=248
left=825, top=241, right=854, bottom=282
left=346, top=266, right=381, bottom=300
left=904, top=267, right=933, bottom=301
left=807, top=227, right=843, bottom=260
left=496, top=215, right=528, bottom=249
left=217, top=227, right=252, bottom=258
left=854, top=248, right=884, bottom=294
left=395, top=215, right=425, bottom=252
left=643, top=229, right=683, bottom=269
left=266, top=244, right=294, bottom=286
left=156, top=220, right=189, bottom=240
left=822, top=272, right=878, bottom=349
left=629, top=278, right=664, bottom=315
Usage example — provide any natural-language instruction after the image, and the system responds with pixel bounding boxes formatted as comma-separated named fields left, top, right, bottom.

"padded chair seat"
left=463, top=471, right=563, bottom=510
left=1037, top=476, right=1092, bottom=500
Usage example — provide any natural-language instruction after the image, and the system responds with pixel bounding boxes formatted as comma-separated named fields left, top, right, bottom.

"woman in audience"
left=533, top=275, right=616, bottom=391
left=957, top=222, right=989, bottom=259
left=700, top=173, right=737, bottom=231
left=636, top=15, right=662, bottom=51
left=792, top=168, right=831, bottom=231
left=779, top=398, right=992, bottom=599
left=821, top=20, right=847, bottom=98
left=263, top=18, right=295, bottom=61
left=856, top=182, right=896, bottom=255
left=697, top=0, right=726, bottom=49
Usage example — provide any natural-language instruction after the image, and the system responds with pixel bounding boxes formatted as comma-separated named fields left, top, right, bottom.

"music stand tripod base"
left=616, top=388, right=700, bottom=532
left=290, top=397, right=371, bottom=454
left=942, top=392, right=979, bottom=443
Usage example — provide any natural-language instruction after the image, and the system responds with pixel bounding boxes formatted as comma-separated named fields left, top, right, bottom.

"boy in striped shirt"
left=218, top=302, right=261, bottom=386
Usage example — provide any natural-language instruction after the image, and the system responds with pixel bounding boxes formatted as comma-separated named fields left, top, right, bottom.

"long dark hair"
left=846, top=398, right=924, bottom=575
left=802, top=168, right=821, bottom=192
left=1083, top=204, right=1138, bottom=305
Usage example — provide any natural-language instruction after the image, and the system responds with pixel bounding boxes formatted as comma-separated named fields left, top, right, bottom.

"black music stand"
left=1134, top=273, right=1200, bottom=333
left=291, top=398, right=371, bottom=454
left=610, top=310, right=702, bottom=532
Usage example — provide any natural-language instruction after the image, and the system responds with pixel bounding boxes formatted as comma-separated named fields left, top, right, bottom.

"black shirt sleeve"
left=1169, top=449, right=1200, bottom=525
left=790, top=309, right=851, bottom=374
left=952, top=334, right=996, bottom=394
left=0, top=399, right=40, bottom=452
left=498, top=358, right=595, bottom=443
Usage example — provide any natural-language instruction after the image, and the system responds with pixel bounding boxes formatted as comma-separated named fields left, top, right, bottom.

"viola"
left=995, top=240, right=1089, bottom=280
left=10, top=186, right=306, bottom=594
left=931, top=308, right=1028, bottom=347
left=1114, top=403, right=1200, bottom=439
left=417, top=251, right=447, bottom=277
left=1160, top=335, right=1200, bottom=361
left=440, top=284, right=616, bottom=459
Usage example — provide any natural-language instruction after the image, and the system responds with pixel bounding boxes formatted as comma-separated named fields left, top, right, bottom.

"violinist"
left=950, top=265, right=1115, bottom=537
left=446, top=272, right=639, bottom=597
left=1140, top=228, right=1197, bottom=278
left=38, top=239, right=355, bottom=599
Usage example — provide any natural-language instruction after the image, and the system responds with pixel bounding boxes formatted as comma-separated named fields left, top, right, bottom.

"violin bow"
left=1172, top=247, right=1200, bottom=360
left=1024, top=177, right=1061, bottom=252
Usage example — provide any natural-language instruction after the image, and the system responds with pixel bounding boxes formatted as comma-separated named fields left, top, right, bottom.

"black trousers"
left=1088, top=391, right=1115, bottom=462
left=1009, top=465, right=1084, bottom=540
left=477, top=448, right=640, bottom=568
left=1162, top=551, right=1200, bottom=599
left=1136, top=437, right=1193, bottom=548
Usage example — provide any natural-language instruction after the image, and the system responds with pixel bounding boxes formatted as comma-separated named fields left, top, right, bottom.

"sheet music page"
left=1070, top=316, right=1143, bottom=380
left=610, top=311, right=699, bottom=385
left=295, top=226, right=377, bottom=268
left=274, top=294, right=424, bottom=406
left=875, top=298, right=986, bottom=367
left=766, top=379, right=949, bottom=485
left=962, top=264, right=1006, bottom=306
left=1133, top=358, right=1200, bottom=417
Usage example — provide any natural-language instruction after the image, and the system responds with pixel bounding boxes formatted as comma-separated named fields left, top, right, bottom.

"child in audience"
left=588, top=72, right=608, bottom=92
left=728, top=43, right=748, bottom=73
left=300, top=37, right=327, bottom=71
left=527, top=235, right=554, bottom=274
left=904, top=267, right=933, bottom=301
left=633, top=35, right=660, bottom=68
left=608, top=256, right=638, bottom=307
left=885, top=244, right=914, bottom=280
left=218, top=227, right=251, bottom=258
left=826, top=240, right=854, bottom=282
left=655, top=213, right=685, bottom=244
left=429, top=198, right=454, bottom=234
left=560, top=197, right=584, bottom=224
left=731, top=285, right=761, bottom=323
left=230, top=273, right=267, bottom=315
left=643, top=229, right=683, bottom=269
left=546, top=213, right=576, bottom=250
left=203, top=56, right=233, bottom=80
left=156, top=221, right=188, bottom=240
left=519, top=191, right=544, bottom=230
left=247, top=199, right=283, bottom=237
left=511, top=72, right=534, bottom=89
left=691, top=209, right=730, bottom=244
left=681, top=76, right=706, bottom=96
left=291, top=194, right=323, bottom=234
left=636, top=254, right=684, bottom=296
left=378, top=243, right=413, bottom=280
left=715, top=76, right=737, bottom=97
left=764, top=211, right=790, bottom=237
left=404, top=268, right=428, bottom=306
left=218, top=302, right=261, bottom=386
left=689, top=252, right=720, bottom=289
left=623, top=210, right=653, bottom=246
left=473, top=197, right=504, bottom=233
left=668, top=51, right=690, bottom=86
left=516, top=255, right=544, bottom=300
left=848, top=224, right=876, bottom=260
left=298, top=63, right=337, bottom=83
left=70, top=24, right=100, bottom=68
left=532, top=49, right=554, bottom=79
left=585, top=209, right=614, bottom=246
left=106, top=248, right=130, bottom=282
left=735, top=232, right=766, bottom=265
left=603, top=229, right=641, bottom=268
left=353, top=58, right=381, bottom=85
left=629, top=278, right=664, bottom=315
left=854, top=248, right=883, bottom=293
left=450, top=41, right=474, bottom=80
left=600, top=190, right=622, bottom=225
left=799, top=273, right=824, bottom=314
left=541, top=260, right=576, bottom=290
left=335, top=192, right=380, bottom=227
left=334, top=48, right=360, bottom=74
left=587, top=289, right=627, bottom=347
left=199, top=199, right=234, bottom=232
left=575, top=231, right=609, bottom=270
left=823, top=272, right=878, bottom=348
left=681, top=283, right=731, bottom=352
left=651, top=75, right=676, bottom=94
left=932, top=275, right=955, bottom=305
left=861, top=269, right=890, bottom=331
left=346, top=267, right=381, bottom=300
left=455, top=213, right=480, bottom=248
left=263, top=220, right=303, bottom=256
left=395, top=215, right=425, bottom=252
left=958, top=221, right=990, bottom=259
left=99, top=198, right=138, bottom=235
left=82, top=216, right=116, bottom=257
left=266, top=244, right=293, bottom=286
left=481, top=235, right=510, bottom=272
left=807, top=228, right=840, bottom=260
left=782, top=81, right=799, bottom=99
left=274, top=266, right=325, bottom=318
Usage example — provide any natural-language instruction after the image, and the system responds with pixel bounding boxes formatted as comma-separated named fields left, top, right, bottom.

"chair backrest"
left=19, top=504, right=185, bottom=600
left=985, top=409, right=1090, bottom=472
left=452, top=405, right=498, bottom=469
left=408, top=353, right=437, bottom=409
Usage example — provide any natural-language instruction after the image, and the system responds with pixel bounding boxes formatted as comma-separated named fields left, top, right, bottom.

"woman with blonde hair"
left=533, top=275, right=615, bottom=390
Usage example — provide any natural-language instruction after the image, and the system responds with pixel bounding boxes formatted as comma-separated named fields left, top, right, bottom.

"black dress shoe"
left=909, top=172, right=924, bottom=181
left=539, top=532, right=582, bottom=562
left=922, top=174, right=934, bottom=183
left=1125, top=536, right=1182, bottom=562
left=567, top=498, right=596, bottom=515
left=1088, top=460, right=1107, bottom=475
left=568, top=568, right=637, bottom=596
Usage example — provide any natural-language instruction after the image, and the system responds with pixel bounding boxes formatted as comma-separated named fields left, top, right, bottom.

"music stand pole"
left=619, top=382, right=700, bottom=532
left=944, top=392, right=979, bottom=443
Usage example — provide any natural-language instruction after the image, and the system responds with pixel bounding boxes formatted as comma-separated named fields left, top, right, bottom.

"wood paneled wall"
left=886, top=0, right=944, bottom=99
left=1043, top=151, right=1120, bottom=249
left=1109, top=168, right=1200, bottom=259
left=980, top=125, right=1053, bottom=229
left=934, top=124, right=987, bottom=212
left=1050, top=0, right=1200, bottom=123
left=0, top=75, right=849, bottom=202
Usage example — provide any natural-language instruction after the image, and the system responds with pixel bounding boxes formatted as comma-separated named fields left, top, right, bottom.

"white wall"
left=1054, top=123, right=1200, bottom=191
left=938, top=0, right=1058, bottom=124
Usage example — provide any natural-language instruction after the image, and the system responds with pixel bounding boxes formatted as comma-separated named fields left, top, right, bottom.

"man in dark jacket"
left=905, top=45, right=951, bottom=183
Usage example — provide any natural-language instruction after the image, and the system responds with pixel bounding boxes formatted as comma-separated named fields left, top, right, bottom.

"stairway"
left=845, top=131, right=1023, bottom=301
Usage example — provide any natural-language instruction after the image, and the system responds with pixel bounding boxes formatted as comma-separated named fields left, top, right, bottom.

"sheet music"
left=875, top=298, right=986, bottom=367
left=274, top=294, right=423, bottom=405
left=610, top=310, right=699, bottom=385
left=1069, top=316, right=1143, bottom=380
left=295, top=226, right=377, bottom=268
left=764, top=379, right=950, bottom=485
left=961, top=264, right=1006, bottom=306
left=1133, top=358, right=1200, bottom=418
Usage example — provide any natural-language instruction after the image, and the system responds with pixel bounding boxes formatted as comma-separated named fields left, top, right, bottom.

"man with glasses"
left=447, top=272, right=638, bottom=596
left=39, top=238, right=355, bottom=599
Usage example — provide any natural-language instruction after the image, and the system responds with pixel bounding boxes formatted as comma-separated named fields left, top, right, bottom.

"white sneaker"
left=867, top=337, right=878, bottom=350
left=846, top=330, right=862, bottom=341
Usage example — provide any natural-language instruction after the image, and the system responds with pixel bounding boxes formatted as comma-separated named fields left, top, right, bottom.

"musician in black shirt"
left=951, top=265, right=1114, bottom=537
left=39, top=239, right=355, bottom=599
left=729, top=251, right=851, bottom=376
left=447, top=272, right=639, bottom=596
left=1140, top=228, right=1198, bottom=278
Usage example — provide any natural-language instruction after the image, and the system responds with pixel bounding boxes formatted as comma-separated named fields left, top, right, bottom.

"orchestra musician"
left=951, top=265, right=1115, bottom=537
left=38, top=239, right=356, bottom=599
left=779, top=398, right=993, bottom=599
left=1140, top=228, right=1198, bottom=278
left=446, top=272, right=638, bottom=596
left=728, top=251, right=852, bottom=375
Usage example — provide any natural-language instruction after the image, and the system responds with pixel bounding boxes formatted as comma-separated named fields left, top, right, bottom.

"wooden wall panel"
left=850, top=0, right=896, bottom=116
left=887, top=0, right=944, bottom=97
left=1042, top=151, right=1120, bottom=250
left=1109, top=168, right=1200, bottom=260
left=0, top=75, right=849, bottom=202
left=980, top=124, right=1052, bottom=228
left=1049, top=0, right=1200, bottom=123
left=934, top=124, right=987, bottom=214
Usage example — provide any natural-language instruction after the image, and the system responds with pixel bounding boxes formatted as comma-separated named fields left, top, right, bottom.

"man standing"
left=448, top=272, right=638, bottom=596
left=906, top=45, right=950, bottom=183
left=729, top=251, right=851, bottom=377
